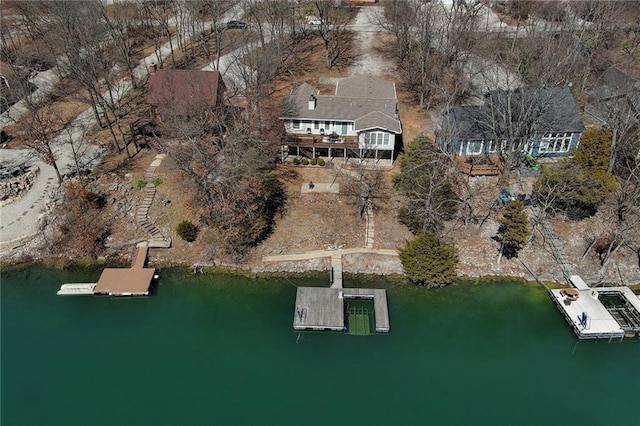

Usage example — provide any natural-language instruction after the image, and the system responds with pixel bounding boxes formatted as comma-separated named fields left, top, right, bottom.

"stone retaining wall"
left=0, top=165, right=39, bottom=207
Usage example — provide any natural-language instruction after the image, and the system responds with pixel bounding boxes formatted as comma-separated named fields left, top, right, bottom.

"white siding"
left=359, top=131, right=395, bottom=151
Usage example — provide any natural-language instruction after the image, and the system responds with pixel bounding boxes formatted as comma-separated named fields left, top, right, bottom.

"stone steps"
left=136, top=154, right=167, bottom=241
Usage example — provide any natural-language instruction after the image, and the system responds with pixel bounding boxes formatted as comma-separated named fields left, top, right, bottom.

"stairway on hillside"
left=536, top=211, right=573, bottom=280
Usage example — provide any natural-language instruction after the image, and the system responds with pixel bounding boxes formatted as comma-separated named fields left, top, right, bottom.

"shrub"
left=310, top=158, right=317, bottom=166
left=398, top=231, right=458, bottom=288
left=317, top=158, right=325, bottom=166
left=136, top=179, right=147, bottom=190
left=176, top=220, right=199, bottom=242
left=293, top=158, right=300, bottom=165
left=151, top=177, right=162, bottom=186
left=301, top=158, right=309, bottom=165
left=497, top=200, right=530, bottom=259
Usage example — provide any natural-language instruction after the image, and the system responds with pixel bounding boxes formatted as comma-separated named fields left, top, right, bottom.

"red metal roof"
left=147, top=69, right=224, bottom=114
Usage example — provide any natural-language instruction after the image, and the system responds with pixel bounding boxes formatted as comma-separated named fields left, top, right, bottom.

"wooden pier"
left=294, top=287, right=390, bottom=333
left=58, top=245, right=156, bottom=297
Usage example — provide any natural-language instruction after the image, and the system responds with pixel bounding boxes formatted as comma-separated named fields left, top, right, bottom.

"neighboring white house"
left=280, top=76, right=402, bottom=161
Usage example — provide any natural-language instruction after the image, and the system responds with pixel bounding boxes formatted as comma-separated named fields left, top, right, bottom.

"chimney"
left=308, top=94, right=316, bottom=110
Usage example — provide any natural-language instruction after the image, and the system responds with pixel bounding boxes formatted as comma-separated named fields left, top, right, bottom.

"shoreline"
left=3, top=255, right=638, bottom=292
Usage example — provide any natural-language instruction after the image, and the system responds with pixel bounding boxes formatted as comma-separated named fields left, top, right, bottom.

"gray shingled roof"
left=282, top=77, right=402, bottom=134
left=442, top=86, right=585, bottom=140
left=587, top=68, right=640, bottom=123
left=355, top=111, right=401, bottom=132
left=335, top=76, right=397, bottom=99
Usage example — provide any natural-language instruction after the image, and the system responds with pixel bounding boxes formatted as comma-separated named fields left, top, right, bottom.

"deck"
left=294, top=287, right=390, bottom=333
left=454, top=154, right=502, bottom=176
left=58, top=246, right=156, bottom=297
left=93, top=267, right=156, bottom=296
left=550, top=286, right=640, bottom=339
left=282, top=135, right=359, bottom=149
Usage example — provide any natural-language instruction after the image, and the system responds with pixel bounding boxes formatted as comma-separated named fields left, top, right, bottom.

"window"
left=364, top=132, right=391, bottom=146
left=314, top=121, right=320, bottom=130
left=292, top=120, right=300, bottom=130
left=539, top=132, right=572, bottom=153
left=465, top=140, right=496, bottom=155
left=466, top=141, right=483, bottom=155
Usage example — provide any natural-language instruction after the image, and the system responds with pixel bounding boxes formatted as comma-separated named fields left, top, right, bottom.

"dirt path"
left=348, top=6, right=391, bottom=77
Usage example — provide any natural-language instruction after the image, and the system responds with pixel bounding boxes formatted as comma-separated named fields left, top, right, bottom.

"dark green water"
left=2, top=266, right=639, bottom=426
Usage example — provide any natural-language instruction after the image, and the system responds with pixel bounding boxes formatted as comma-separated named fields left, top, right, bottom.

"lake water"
left=2, top=266, right=639, bottom=425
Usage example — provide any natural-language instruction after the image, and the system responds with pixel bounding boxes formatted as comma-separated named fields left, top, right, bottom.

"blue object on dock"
left=579, top=312, right=588, bottom=328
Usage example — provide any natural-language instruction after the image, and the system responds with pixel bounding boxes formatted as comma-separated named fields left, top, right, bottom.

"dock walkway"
left=131, top=245, right=149, bottom=269
left=330, top=255, right=343, bottom=288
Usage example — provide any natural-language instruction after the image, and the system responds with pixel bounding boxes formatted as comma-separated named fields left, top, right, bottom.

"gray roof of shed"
left=282, top=77, right=402, bottom=133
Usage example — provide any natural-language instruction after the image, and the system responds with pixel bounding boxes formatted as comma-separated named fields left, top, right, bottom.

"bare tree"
left=153, top=97, right=284, bottom=254
left=18, top=92, right=64, bottom=184
left=136, top=0, right=178, bottom=66
left=180, top=0, right=235, bottom=67
left=308, top=1, right=354, bottom=69
left=340, top=161, right=388, bottom=222
left=381, top=0, right=482, bottom=108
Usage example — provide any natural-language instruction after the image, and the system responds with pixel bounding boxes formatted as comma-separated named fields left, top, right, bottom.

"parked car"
left=225, top=20, right=248, bottom=29
left=308, top=17, right=322, bottom=25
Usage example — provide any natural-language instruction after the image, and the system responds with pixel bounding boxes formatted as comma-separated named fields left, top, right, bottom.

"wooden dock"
left=294, top=287, right=390, bottom=333
left=131, top=245, right=148, bottom=269
left=59, top=246, right=155, bottom=297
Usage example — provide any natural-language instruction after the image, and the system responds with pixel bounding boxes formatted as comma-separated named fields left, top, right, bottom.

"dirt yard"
left=78, top=148, right=639, bottom=286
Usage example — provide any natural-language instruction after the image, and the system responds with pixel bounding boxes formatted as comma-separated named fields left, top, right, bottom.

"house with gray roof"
left=281, top=76, right=402, bottom=161
left=585, top=67, right=640, bottom=127
left=439, top=86, right=585, bottom=160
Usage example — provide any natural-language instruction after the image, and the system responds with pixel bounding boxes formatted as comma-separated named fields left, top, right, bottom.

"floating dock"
left=550, top=286, right=640, bottom=339
left=294, top=287, right=390, bottom=333
left=56, top=283, right=97, bottom=296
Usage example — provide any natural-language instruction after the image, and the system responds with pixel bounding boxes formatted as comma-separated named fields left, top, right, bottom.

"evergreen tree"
left=398, top=232, right=459, bottom=287
left=571, top=128, right=617, bottom=191
left=497, top=200, right=530, bottom=259
left=176, top=220, right=199, bottom=242
left=572, top=128, right=612, bottom=171
left=533, top=129, right=617, bottom=219
left=393, top=135, right=460, bottom=233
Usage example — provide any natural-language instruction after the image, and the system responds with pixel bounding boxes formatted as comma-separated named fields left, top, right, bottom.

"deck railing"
left=282, top=134, right=359, bottom=149
left=454, top=154, right=503, bottom=176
